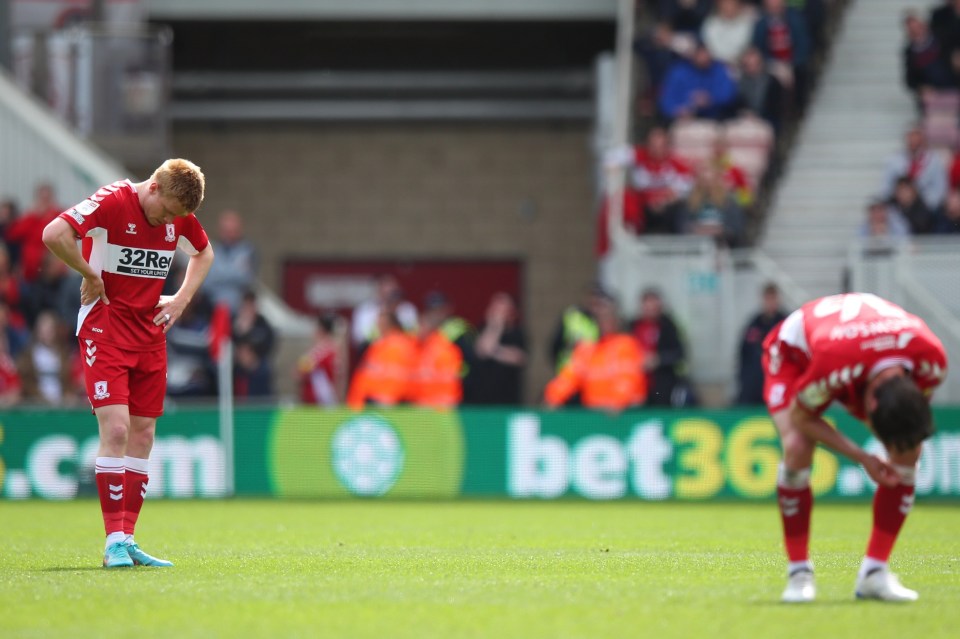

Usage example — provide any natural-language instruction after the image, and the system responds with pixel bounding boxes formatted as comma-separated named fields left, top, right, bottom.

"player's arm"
left=41, top=217, right=109, bottom=305
left=154, top=243, right=214, bottom=333
left=789, top=402, right=900, bottom=487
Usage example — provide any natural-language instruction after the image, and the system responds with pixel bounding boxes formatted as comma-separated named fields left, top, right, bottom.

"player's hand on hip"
left=862, top=454, right=902, bottom=488
left=154, top=295, right=186, bottom=334
left=80, top=275, right=109, bottom=306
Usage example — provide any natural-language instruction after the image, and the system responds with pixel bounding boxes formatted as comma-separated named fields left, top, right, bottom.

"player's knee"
left=781, top=430, right=813, bottom=457
left=101, top=421, right=129, bottom=447
left=130, top=426, right=155, bottom=449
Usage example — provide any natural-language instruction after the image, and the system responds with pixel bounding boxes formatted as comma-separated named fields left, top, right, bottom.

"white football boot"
left=855, top=568, right=918, bottom=602
left=781, top=569, right=816, bottom=603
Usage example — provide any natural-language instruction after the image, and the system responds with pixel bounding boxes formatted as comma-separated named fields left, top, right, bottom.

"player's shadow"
left=37, top=566, right=109, bottom=572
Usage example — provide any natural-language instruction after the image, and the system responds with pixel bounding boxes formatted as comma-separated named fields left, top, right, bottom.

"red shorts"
left=79, top=337, right=167, bottom=417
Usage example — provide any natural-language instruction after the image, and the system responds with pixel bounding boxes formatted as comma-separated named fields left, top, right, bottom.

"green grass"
left=1, top=501, right=958, bottom=639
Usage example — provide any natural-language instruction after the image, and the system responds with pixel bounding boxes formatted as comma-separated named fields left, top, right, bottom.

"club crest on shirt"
left=93, top=381, right=110, bottom=400
left=165, top=224, right=176, bottom=242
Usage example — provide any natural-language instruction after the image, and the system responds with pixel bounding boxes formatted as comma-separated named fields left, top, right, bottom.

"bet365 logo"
left=331, top=417, right=405, bottom=496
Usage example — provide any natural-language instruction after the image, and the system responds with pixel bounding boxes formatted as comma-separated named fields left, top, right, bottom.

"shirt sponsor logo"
left=828, top=317, right=923, bottom=341
left=68, top=210, right=85, bottom=224
left=106, top=244, right=175, bottom=279
left=126, top=223, right=137, bottom=235
left=93, top=381, right=110, bottom=400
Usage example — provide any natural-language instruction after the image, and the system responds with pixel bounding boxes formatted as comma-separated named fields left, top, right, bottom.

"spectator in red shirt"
left=297, top=313, right=344, bottom=406
left=5, top=183, right=61, bottom=282
left=606, top=128, right=694, bottom=234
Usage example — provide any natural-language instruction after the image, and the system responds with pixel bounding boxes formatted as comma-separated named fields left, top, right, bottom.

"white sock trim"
left=124, top=456, right=150, bottom=474
left=892, top=464, right=917, bottom=486
left=105, top=531, right=127, bottom=547
left=788, top=560, right=813, bottom=576
left=95, top=456, right=125, bottom=474
left=778, top=464, right=811, bottom=489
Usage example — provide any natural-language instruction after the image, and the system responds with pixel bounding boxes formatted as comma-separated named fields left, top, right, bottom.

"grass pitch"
left=1, top=500, right=957, bottom=639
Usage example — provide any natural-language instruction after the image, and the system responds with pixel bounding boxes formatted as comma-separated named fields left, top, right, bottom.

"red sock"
left=777, top=484, right=813, bottom=562
left=866, top=483, right=915, bottom=561
left=123, top=457, right=150, bottom=536
left=95, top=457, right=125, bottom=536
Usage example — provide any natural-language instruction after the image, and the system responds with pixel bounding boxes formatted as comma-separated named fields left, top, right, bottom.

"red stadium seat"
left=723, top=116, right=774, bottom=153
left=671, top=119, right=721, bottom=166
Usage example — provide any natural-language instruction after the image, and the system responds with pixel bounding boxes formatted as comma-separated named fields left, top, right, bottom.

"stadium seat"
left=671, top=119, right=721, bottom=166
left=923, top=112, right=960, bottom=151
left=921, top=89, right=960, bottom=115
left=727, top=147, right=769, bottom=189
left=723, top=116, right=774, bottom=154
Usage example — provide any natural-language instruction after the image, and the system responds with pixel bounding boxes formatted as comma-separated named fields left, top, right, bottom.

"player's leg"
left=772, top=405, right=818, bottom=602
left=121, top=349, right=173, bottom=567
left=82, top=339, right=135, bottom=567
left=95, top=404, right=135, bottom=568
left=855, top=444, right=922, bottom=601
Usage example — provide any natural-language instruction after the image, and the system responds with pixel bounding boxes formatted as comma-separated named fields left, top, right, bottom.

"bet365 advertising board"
left=2, top=407, right=959, bottom=500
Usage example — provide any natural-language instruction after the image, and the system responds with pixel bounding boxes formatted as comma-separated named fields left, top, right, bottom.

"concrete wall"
left=171, top=122, right=598, bottom=401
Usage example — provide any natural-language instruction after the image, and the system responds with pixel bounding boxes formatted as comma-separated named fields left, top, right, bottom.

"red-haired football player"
left=43, top=159, right=214, bottom=568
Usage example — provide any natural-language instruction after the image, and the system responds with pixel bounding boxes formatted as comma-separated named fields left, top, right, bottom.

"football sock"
left=95, top=457, right=125, bottom=539
left=123, top=456, right=150, bottom=536
left=787, top=560, right=813, bottom=576
left=105, top=532, right=127, bottom=548
left=777, top=464, right=813, bottom=563
left=862, top=464, right=916, bottom=577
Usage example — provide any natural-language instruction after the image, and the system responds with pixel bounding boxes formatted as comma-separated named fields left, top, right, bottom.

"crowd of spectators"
left=337, top=288, right=528, bottom=410
left=0, top=189, right=282, bottom=407
left=604, top=0, right=844, bottom=252
left=637, top=0, right=825, bottom=127
left=876, top=2, right=960, bottom=243
left=597, top=124, right=760, bottom=253
left=862, top=122, right=960, bottom=243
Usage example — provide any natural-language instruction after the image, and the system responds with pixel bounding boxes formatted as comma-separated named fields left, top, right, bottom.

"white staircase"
left=760, top=0, right=930, bottom=299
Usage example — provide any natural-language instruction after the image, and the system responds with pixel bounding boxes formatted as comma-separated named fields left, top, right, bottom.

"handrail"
left=0, top=68, right=127, bottom=204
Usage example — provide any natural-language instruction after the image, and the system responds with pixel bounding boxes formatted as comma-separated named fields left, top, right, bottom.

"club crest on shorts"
left=93, top=381, right=110, bottom=400
left=165, top=224, right=176, bottom=242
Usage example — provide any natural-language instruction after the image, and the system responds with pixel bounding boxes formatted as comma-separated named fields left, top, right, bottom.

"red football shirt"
left=59, top=180, right=210, bottom=351
left=764, top=293, right=948, bottom=419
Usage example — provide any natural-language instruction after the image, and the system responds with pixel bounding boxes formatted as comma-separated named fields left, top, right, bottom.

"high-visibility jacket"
left=347, top=329, right=418, bottom=409
left=544, top=333, right=646, bottom=411
left=412, top=331, right=463, bottom=408
left=553, top=306, right=599, bottom=372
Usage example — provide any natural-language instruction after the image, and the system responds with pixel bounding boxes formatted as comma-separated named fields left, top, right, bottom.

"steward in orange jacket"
left=347, top=311, right=418, bottom=409
left=411, top=291, right=467, bottom=408
left=544, top=293, right=646, bottom=412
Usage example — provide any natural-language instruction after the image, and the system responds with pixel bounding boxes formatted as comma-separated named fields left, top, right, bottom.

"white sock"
left=788, top=560, right=813, bottom=576
left=858, top=557, right=887, bottom=581
left=124, top=534, right=135, bottom=546
left=105, top=531, right=126, bottom=548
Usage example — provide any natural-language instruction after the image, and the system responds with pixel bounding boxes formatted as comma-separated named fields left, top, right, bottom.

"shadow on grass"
left=37, top=566, right=111, bottom=572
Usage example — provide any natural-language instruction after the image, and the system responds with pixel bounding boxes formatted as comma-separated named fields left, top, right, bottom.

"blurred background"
left=2, top=0, right=960, bottom=501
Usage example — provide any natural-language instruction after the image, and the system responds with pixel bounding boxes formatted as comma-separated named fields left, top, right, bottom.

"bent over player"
left=764, top=293, right=946, bottom=602
left=43, top=159, right=214, bottom=568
